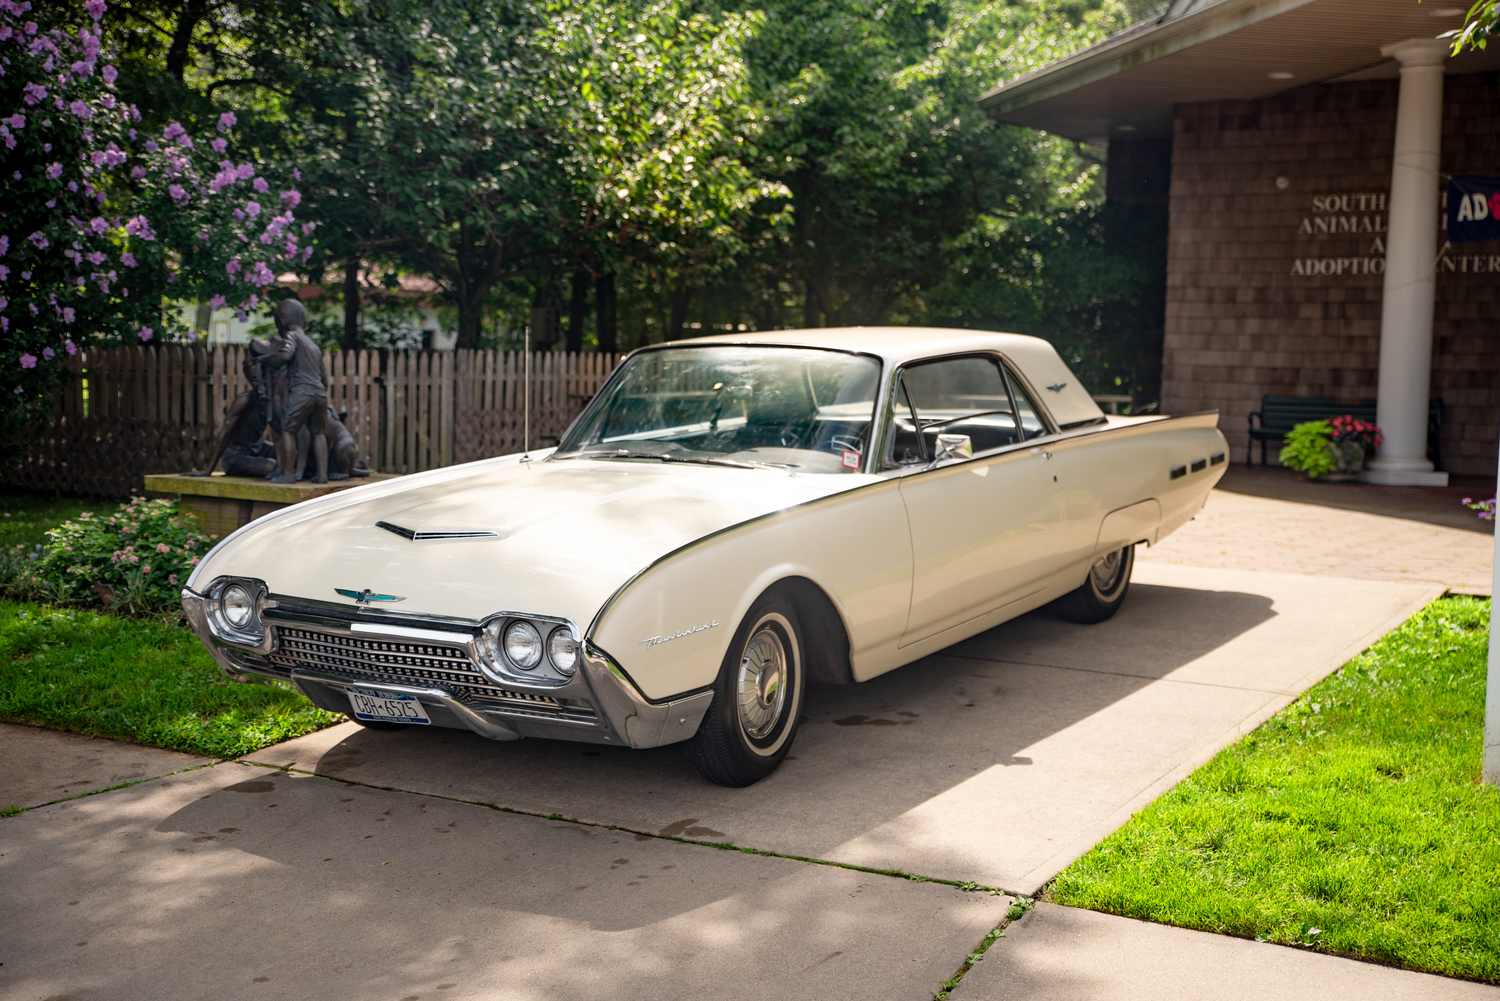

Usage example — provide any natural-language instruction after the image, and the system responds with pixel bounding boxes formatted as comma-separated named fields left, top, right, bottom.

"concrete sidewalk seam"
left=1, top=758, right=228, bottom=817
left=236, top=756, right=1014, bottom=899
left=941, top=651, right=1306, bottom=695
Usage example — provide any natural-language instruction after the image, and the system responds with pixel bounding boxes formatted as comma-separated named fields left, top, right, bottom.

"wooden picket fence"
left=5, top=346, right=619, bottom=497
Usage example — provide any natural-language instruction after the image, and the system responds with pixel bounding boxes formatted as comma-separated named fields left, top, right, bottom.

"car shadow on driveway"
left=248, top=573, right=1298, bottom=891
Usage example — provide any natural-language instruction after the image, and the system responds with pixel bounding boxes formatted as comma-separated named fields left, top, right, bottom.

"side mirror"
left=926, top=433, right=973, bottom=468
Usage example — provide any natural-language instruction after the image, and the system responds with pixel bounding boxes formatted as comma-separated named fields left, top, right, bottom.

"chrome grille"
left=267, top=625, right=598, bottom=724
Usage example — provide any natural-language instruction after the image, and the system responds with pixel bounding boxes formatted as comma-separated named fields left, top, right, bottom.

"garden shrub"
left=35, top=497, right=214, bottom=613
left=1279, top=420, right=1336, bottom=477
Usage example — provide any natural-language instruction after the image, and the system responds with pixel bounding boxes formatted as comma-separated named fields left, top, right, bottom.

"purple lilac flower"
left=69, top=100, right=92, bottom=120
left=218, top=111, right=236, bottom=133
left=120, top=251, right=136, bottom=267
left=60, top=308, right=74, bottom=323
left=27, top=232, right=47, bottom=249
left=130, top=166, right=145, bottom=179
left=89, top=217, right=107, bottom=235
left=45, top=162, right=62, bottom=180
left=101, top=64, right=116, bottom=84
left=124, top=216, right=155, bottom=240
left=245, top=201, right=261, bottom=219
left=102, top=142, right=124, bottom=166
left=42, top=347, right=54, bottom=362
left=11, top=171, right=19, bottom=181
left=211, top=137, right=227, bottom=154
left=138, top=325, right=153, bottom=342
left=1, top=236, right=9, bottom=256
left=210, top=294, right=226, bottom=310
left=144, top=139, right=158, bottom=153
left=65, top=340, right=77, bottom=356
left=163, top=122, right=185, bottom=141
left=4, top=113, right=22, bottom=129
left=225, top=259, right=241, bottom=275
left=281, top=190, right=303, bottom=209
left=252, top=176, right=269, bottom=193
left=232, top=208, right=244, bottom=222
left=85, top=0, right=106, bottom=21
left=168, top=184, right=188, bottom=204
left=235, top=309, right=248, bottom=322
left=24, top=22, right=36, bottom=36
left=236, top=163, right=255, bottom=181
left=100, top=94, right=115, bottom=110
left=0, top=266, right=7, bottom=280
left=86, top=251, right=104, bottom=265
left=293, top=168, right=302, bottom=181
left=249, top=261, right=275, bottom=287
left=19, top=353, right=36, bottom=368
left=22, top=82, right=45, bottom=106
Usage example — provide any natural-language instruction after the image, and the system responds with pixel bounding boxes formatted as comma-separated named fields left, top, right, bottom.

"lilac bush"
left=0, top=0, right=309, bottom=432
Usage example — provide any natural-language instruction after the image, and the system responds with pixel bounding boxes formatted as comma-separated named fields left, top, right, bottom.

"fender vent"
left=1169, top=465, right=1187, bottom=480
left=377, top=521, right=500, bottom=541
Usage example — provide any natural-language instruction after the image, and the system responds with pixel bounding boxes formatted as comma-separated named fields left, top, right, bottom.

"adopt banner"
left=1448, top=176, right=1500, bottom=243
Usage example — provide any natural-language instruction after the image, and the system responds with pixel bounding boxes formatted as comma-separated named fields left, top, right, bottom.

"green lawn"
left=1048, top=596, right=1500, bottom=983
left=0, top=601, right=342, bottom=760
left=0, top=489, right=91, bottom=552
left=0, top=490, right=340, bottom=766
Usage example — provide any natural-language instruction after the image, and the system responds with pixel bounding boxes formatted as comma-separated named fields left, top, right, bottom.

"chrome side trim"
left=289, top=668, right=522, bottom=741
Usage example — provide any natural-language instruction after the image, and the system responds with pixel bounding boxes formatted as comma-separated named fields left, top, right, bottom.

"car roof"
left=630, top=326, right=1106, bottom=428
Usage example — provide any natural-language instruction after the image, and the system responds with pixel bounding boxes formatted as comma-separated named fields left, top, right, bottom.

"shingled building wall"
left=1161, top=74, right=1500, bottom=474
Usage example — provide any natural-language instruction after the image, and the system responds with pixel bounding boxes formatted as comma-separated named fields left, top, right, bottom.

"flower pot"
left=1312, top=440, right=1366, bottom=482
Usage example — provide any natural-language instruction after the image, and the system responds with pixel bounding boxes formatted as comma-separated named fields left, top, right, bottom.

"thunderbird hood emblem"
left=336, top=588, right=406, bottom=604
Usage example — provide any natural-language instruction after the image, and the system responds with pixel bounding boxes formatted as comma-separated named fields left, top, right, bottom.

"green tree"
left=1441, top=0, right=1497, bottom=52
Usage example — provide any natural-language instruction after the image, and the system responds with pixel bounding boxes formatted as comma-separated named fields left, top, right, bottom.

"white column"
left=1362, top=38, right=1449, bottom=487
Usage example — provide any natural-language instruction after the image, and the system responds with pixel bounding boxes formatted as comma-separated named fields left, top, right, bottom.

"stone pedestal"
left=144, top=472, right=398, bottom=539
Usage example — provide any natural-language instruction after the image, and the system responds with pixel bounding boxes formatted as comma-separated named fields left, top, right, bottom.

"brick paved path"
left=1138, top=468, right=1496, bottom=594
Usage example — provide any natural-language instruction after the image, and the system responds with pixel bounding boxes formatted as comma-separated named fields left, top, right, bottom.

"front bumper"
left=182, top=588, right=712, bottom=749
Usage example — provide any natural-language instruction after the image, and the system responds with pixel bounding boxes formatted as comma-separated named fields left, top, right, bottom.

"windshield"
left=555, top=346, right=882, bottom=474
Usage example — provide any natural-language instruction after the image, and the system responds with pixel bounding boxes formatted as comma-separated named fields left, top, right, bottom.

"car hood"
left=189, top=454, right=863, bottom=627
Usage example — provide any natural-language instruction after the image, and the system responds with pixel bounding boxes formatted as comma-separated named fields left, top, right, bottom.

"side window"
left=883, top=356, right=1020, bottom=467
left=1001, top=364, right=1049, bottom=441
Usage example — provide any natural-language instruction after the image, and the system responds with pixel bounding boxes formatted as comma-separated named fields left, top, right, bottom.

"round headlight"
left=547, top=627, right=579, bottom=676
left=503, top=620, right=543, bottom=669
left=221, top=583, right=254, bottom=629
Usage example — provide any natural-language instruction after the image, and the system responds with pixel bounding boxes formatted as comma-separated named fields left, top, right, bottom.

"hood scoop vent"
left=377, top=520, right=502, bottom=542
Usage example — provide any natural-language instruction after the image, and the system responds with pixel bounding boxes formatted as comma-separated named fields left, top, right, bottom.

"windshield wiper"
left=918, top=410, right=1015, bottom=431
left=560, top=449, right=796, bottom=475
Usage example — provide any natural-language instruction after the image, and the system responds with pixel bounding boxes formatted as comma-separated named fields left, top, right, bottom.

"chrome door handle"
left=1030, top=449, right=1053, bottom=460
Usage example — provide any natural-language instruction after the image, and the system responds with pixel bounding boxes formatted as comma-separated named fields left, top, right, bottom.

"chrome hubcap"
left=737, top=625, right=787, bottom=740
left=1090, top=550, right=1123, bottom=592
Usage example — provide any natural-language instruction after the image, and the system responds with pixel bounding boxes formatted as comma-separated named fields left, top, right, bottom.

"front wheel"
left=1052, top=544, right=1135, bottom=624
left=683, top=593, right=805, bottom=787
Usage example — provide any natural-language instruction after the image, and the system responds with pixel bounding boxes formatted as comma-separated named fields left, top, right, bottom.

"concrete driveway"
left=1, top=562, right=1461, bottom=1000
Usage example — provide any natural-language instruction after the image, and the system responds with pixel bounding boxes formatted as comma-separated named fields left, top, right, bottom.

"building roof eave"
left=977, top=0, right=1311, bottom=119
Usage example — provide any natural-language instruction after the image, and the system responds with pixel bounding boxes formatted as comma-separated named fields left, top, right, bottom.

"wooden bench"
left=1246, top=396, right=1442, bottom=468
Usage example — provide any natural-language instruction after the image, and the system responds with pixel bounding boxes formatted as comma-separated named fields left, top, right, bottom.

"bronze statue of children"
left=263, top=298, right=330, bottom=484
left=183, top=340, right=279, bottom=478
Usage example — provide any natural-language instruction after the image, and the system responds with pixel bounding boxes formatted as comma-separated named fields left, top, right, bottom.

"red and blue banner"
left=1448, top=176, right=1500, bottom=244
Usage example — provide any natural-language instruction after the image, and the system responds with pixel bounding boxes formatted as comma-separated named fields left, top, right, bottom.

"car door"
left=887, top=354, right=1067, bottom=646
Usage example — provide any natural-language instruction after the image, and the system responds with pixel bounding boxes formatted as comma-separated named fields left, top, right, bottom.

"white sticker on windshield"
left=842, top=450, right=861, bottom=469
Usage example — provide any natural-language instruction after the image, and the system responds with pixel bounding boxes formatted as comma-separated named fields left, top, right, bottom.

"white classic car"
left=184, top=327, right=1228, bottom=785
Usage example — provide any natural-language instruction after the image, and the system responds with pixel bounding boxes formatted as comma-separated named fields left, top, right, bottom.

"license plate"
left=345, top=686, right=431, bottom=725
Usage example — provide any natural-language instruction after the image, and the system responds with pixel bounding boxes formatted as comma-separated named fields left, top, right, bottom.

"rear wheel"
left=1053, top=544, right=1135, bottom=624
left=683, top=593, right=805, bottom=787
